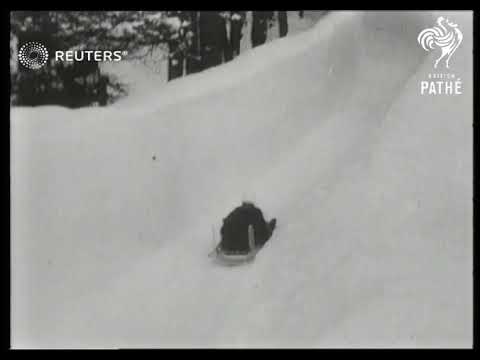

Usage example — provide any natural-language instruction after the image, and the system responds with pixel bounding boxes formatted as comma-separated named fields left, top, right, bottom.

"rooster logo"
left=417, top=16, right=463, bottom=68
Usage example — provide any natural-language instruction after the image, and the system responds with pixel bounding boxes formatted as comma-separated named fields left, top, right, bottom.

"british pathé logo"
left=420, top=73, right=462, bottom=95
left=417, top=16, right=463, bottom=69
left=417, top=17, right=463, bottom=96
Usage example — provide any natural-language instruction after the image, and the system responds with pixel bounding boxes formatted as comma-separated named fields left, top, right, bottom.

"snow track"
left=11, top=11, right=472, bottom=347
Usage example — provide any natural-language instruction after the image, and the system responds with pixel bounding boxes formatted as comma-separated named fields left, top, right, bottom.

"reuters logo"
left=18, top=42, right=49, bottom=69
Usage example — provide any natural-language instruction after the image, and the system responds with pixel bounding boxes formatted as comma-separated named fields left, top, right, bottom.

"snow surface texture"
left=11, top=11, right=472, bottom=348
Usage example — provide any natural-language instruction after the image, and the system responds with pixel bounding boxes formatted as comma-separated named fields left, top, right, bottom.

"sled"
left=209, top=224, right=259, bottom=266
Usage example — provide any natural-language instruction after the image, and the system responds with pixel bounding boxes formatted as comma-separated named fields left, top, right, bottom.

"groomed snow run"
left=11, top=11, right=472, bottom=348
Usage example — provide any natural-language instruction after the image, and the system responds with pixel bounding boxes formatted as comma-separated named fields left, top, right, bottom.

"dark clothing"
left=219, top=202, right=275, bottom=253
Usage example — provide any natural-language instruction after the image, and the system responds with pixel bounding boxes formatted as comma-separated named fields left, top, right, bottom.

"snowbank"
left=100, top=11, right=321, bottom=103
left=11, top=11, right=472, bottom=348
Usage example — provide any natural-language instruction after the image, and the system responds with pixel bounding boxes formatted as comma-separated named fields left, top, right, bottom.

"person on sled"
left=218, top=201, right=276, bottom=255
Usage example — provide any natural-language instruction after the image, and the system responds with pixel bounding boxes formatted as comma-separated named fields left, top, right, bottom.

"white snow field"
left=11, top=11, right=472, bottom=348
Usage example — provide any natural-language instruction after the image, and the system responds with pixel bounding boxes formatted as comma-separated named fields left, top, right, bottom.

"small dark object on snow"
left=218, top=201, right=276, bottom=254
left=152, top=154, right=156, bottom=160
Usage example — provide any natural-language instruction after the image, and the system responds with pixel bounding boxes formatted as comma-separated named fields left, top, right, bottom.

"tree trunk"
left=223, top=12, right=233, bottom=62
left=199, top=12, right=226, bottom=70
left=251, top=11, right=269, bottom=48
left=186, top=11, right=202, bottom=74
left=166, top=11, right=186, bottom=81
left=278, top=11, right=288, bottom=37
left=167, top=42, right=184, bottom=81
left=229, top=11, right=245, bottom=58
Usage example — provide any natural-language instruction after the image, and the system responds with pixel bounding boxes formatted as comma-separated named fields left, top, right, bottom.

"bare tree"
left=278, top=11, right=288, bottom=37
left=199, top=12, right=228, bottom=70
left=229, top=11, right=246, bottom=58
left=251, top=11, right=272, bottom=48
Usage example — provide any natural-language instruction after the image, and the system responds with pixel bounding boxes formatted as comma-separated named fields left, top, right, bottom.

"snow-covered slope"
left=100, top=11, right=322, bottom=102
left=11, top=11, right=472, bottom=348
